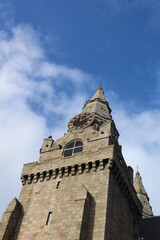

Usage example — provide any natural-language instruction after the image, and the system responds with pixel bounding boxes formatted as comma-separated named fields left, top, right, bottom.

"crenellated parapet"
left=21, top=158, right=109, bottom=185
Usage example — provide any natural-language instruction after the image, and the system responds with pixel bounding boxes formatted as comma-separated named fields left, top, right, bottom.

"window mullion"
left=73, top=140, right=76, bottom=152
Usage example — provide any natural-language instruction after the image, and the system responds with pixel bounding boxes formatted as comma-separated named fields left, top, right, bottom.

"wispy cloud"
left=0, top=0, right=14, bottom=28
left=100, top=0, right=160, bottom=31
left=103, top=0, right=158, bottom=13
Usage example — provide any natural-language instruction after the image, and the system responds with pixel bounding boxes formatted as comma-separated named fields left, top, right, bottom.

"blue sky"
left=0, top=0, right=160, bottom=217
left=9, top=0, right=160, bottom=107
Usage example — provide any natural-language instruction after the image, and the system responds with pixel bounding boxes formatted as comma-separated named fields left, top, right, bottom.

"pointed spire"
left=82, top=86, right=112, bottom=119
left=134, top=170, right=146, bottom=195
left=91, top=86, right=106, bottom=102
left=134, top=170, right=153, bottom=218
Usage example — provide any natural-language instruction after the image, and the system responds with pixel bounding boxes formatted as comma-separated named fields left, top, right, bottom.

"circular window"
left=63, top=139, right=83, bottom=157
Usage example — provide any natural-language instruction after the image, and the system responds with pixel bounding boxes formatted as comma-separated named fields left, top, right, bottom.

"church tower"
left=0, top=87, right=142, bottom=240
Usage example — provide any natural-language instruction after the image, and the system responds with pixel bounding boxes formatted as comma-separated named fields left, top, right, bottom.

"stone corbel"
left=92, top=162, right=96, bottom=172
left=21, top=176, right=27, bottom=185
left=59, top=168, right=63, bottom=178
left=85, top=163, right=90, bottom=173
left=27, top=175, right=32, bottom=184
left=71, top=166, right=76, bottom=176
left=64, top=167, right=69, bottom=177
left=100, top=159, right=104, bottom=170
left=52, top=169, right=57, bottom=179
left=108, top=158, right=115, bottom=169
left=33, top=173, right=38, bottom=183
left=46, top=171, right=51, bottom=181
left=39, top=172, right=45, bottom=182
left=78, top=164, right=83, bottom=174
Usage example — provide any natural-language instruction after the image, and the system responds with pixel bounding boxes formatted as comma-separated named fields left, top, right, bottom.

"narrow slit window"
left=46, top=212, right=52, bottom=225
left=56, top=181, right=60, bottom=189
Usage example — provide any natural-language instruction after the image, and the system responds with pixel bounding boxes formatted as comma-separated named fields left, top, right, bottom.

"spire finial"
left=136, top=166, right=140, bottom=176
left=100, top=80, right=102, bottom=87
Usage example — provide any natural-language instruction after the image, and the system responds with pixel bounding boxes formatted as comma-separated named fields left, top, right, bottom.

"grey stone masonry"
left=0, top=87, right=143, bottom=240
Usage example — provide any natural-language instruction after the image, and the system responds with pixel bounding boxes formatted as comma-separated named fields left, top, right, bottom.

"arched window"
left=63, top=139, right=83, bottom=157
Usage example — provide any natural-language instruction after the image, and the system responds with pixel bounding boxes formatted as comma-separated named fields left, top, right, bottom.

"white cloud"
left=0, top=101, right=48, bottom=216
left=0, top=24, right=96, bottom=218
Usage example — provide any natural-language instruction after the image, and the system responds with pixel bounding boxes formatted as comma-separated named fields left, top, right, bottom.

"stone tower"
left=0, top=87, right=142, bottom=240
left=134, top=170, right=153, bottom=218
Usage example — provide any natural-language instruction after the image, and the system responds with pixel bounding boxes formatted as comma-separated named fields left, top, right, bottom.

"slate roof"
left=139, top=216, right=160, bottom=240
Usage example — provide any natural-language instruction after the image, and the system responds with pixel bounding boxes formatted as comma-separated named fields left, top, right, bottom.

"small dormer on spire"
left=134, top=170, right=153, bottom=218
